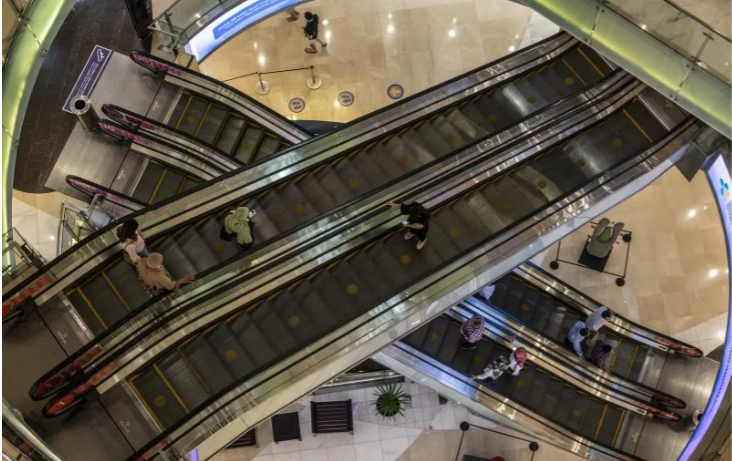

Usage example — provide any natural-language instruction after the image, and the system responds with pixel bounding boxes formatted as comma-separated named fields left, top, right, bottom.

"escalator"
left=49, top=88, right=697, bottom=460
left=399, top=314, right=643, bottom=459
left=29, top=36, right=613, bottom=401
left=129, top=159, right=202, bottom=205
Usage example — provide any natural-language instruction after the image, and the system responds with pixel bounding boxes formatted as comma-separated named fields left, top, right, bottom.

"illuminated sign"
left=185, top=0, right=309, bottom=61
left=678, top=152, right=732, bottom=460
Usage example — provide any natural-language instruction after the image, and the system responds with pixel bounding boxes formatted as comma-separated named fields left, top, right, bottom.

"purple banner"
left=97, top=121, right=151, bottom=146
left=63, top=45, right=112, bottom=113
left=130, top=51, right=183, bottom=76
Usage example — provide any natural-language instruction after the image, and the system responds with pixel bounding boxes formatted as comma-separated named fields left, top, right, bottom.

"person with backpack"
left=303, top=12, right=327, bottom=54
left=470, top=338, right=528, bottom=382
left=387, top=200, right=430, bottom=250
left=220, top=207, right=257, bottom=251
left=116, top=219, right=148, bottom=264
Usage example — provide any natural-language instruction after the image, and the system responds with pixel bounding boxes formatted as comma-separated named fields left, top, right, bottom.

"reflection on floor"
left=198, top=0, right=558, bottom=123
left=533, top=166, right=729, bottom=355
left=211, top=381, right=587, bottom=461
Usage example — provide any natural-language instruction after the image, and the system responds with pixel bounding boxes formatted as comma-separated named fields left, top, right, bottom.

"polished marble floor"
left=198, top=0, right=557, bottom=124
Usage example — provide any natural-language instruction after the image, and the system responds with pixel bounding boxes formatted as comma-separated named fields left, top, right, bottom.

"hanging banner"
left=66, top=176, right=145, bottom=211
left=63, top=45, right=112, bottom=113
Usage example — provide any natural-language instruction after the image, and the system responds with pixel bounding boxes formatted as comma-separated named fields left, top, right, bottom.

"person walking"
left=565, top=320, right=589, bottom=356
left=387, top=201, right=430, bottom=250
left=220, top=207, right=257, bottom=251
left=470, top=338, right=528, bottom=382
left=303, top=12, right=327, bottom=54
left=116, top=219, right=148, bottom=264
left=585, top=306, right=612, bottom=345
left=136, top=253, right=195, bottom=292
left=459, top=314, right=485, bottom=350
left=589, top=340, right=613, bottom=370
left=286, top=7, right=300, bottom=22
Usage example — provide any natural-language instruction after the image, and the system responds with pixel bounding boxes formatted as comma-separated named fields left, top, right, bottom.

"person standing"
left=585, top=306, right=612, bottom=345
left=387, top=201, right=430, bottom=250
left=136, top=253, right=195, bottom=292
left=470, top=339, right=528, bottom=382
left=116, top=219, right=148, bottom=264
left=459, top=314, right=485, bottom=350
left=303, top=12, right=327, bottom=54
left=565, top=320, right=589, bottom=356
left=220, top=207, right=257, bottom=251
left=589, top=340, right=613, bottom=370
left=479, top=284, right=496, bottom=300
left=286, top=7, right=300, bottom=22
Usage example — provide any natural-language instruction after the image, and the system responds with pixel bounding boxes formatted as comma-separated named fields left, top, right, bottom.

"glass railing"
left=2, top=227, right=46, bottom=292
left=605, top=0, right=731, bottom=83
left=57, top=204, right=97, bottom=255
left=2, top=399, right=62, bottom=461
left=151, top=0, right=243, bottom=43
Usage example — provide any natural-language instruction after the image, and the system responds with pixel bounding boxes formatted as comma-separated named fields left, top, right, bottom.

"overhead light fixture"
left=448, top=29, right=456, bottom=38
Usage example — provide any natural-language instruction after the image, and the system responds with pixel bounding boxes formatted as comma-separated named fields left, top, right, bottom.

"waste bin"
left=70, top=95, right=99, bottom=131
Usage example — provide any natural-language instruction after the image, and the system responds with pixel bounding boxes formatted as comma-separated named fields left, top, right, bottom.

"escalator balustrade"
left=112, top=95, right=670, bottom=434
left=170, top=91, right=293, bottom=164
left=59, top=43, right=612, bottom=345
left=401, top=316, right=638, bottom=452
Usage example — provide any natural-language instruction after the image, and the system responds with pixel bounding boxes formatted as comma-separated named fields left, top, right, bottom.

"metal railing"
left=2, top=399, right=63, bottom=461
left=2, top=0, right=35, bottom=63
left=2, top=228, right=46, bottom=293
left=221, top=65, right=322, bottom=94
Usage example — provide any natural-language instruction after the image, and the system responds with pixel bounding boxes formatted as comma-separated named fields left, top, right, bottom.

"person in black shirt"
left=303, top=12, right=327, bottom=54
left=387, top=201, right=430, bottom=250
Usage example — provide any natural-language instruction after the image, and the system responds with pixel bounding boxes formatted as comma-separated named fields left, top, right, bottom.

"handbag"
left=219, top=226, right=234, bottom=242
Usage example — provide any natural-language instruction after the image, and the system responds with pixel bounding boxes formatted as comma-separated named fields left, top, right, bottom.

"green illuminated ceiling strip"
left=2, top=0, right=77, bottom=236
left=520, top=0, right=731, bottom=138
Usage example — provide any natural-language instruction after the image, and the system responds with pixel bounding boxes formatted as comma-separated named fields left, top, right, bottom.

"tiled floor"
left=198, top=0, right=558, bottom=124
left=532, top=166, right=729, bottom=355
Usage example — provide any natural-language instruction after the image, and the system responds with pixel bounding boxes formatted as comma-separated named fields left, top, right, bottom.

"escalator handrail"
left=102, top=104, right=242, bottom=168
left=520, top=261, right=705, bottom=357
left=461, top=296, right=687, bottom=410
left=35, top=72, right=636, bottom=403
left=3, top=35, right=582, bottom=309
left=111, top=93, right=682, bottom=460
left=66, top=176, right=147, bottom=209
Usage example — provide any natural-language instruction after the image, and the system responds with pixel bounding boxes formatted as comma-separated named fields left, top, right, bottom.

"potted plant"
left=371, top=383, right=411, bottom=419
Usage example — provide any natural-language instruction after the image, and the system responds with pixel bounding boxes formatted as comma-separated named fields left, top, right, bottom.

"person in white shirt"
left=565, top=320, right=589, bottom=356
left=479, top=284, right=496, bottom=300
left=116, top=219, right=148, bottom=264
left=470, top=337, right=527, bottom=382
left=585, top=306, right=612, bottom=345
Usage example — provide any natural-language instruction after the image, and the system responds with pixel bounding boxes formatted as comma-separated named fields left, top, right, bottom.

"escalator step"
left=464, top=191, right=510, bottom=234
left=432, top=114, right=471, bottom=149
left=544, top=310, right=567, bottom=340
left=333, top=157, right=373, bottom=197
left=420, top=317, right=450, bottom=356
left=364, top=241, right=411, bottom=290
left=415, top=122, right=451, bottom=158
left=515, top=287, right=541, bottom=325
left=197, top=217, right=240, bottom=263
left=181, top=336, right=234, bottom=393
left=459, top=100, right=497, bottom=133
left=197, top=104, right=227, bottom=144
left=399, top=128, right=439, bottom=165
left=68, top=290, right=104, bottom=336
left=297, top=174, right=338, bottom=214
left=132, top=162, right=164, bottom=204
left=494, top=175, right=543, bottom=216
left=416, top=216, right=460, bottom=261
left=596, top=406, right=623, bottom=446
left=473, top=90, right=522, bottom=131
left=578, top=399, right=607, bottom=440
left=451, top=345, right=476, bottom=373
left=435, top=323, right=463, bottom=365
left=512, top=164, right=564, bottom=203
left=234, top=125, right=263, bottom=163
left=432, top=207, right=475, bottom=252
left=449, top=199, right=492, bottom=243
left=215, top=115, right=245, bottom=155
left=309, top=271, right=356, bottom=324
left=554, top=386, right=588, bottom=427
left=366, top=143, right=409, bottom=181
left=347, top=252, right=396, bottom=300
left=467, top=341, right=494, bottom=377
left=291, top=282, right=337, bottom=336
left=158, top=353, right=209, bottom=410
left=576, top=45, right=613, bottom=79
left=175, top=227, right=220, bottom=273
left=81, top=276, right=129, bottom=328
left=206, top=324, right=256, bottom=379
left=251, top=302, right=299, bottom=355
left=153, top=236, right=197, bottom=280
left=628, top=346, right=648, bottom=381
left=529, top=295, right=555, bottom=333
left=562, top=49, right=603, bottom=86
left=509, top=366, right=534, bottom=403
left=487, top=282, right=508, bottom=306
left=624, top=100, right=668, bottom=142
left=611, top=342, right=636, bottom=377
left=273, top=289, right=318, bottom=343
left=177, top=97, right=208, bottom=135
left=169, top=93, right=189, bottom=128
left=153, top=169, right=185, bottom=203
left=255, top=135, right=281, bottom=160
left=315, top=165, right=355, bottom=204
left=405, top=325, right=430, bottom=349
left=480, top=183, right=522, bottom=225
left=381, top=232, right=434, bottom=281
left=538, top=62, right=579, bottom=98
left=328, top=261, right=378, bottom=313
left=384, top=135, right=422, bottom=171
left=229, top=312, right=280, bottom=365
left=536, top=378, right=563, bottom=416
left=278, top=182, right=319, bottom=224
left=349, top=149, right=389, bottom=189
left=134, top=367, right=186, bottom=428
left=445, top=108, right=489, bottom=140
left=258, top=190, right=300, bottom=231
left=104, top=259, right=151, bottom=309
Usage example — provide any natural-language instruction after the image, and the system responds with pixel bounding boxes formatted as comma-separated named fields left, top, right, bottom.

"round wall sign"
left=338, top=91, right=355, bottom=106
left=289, top=97, right=305, bottom=113
left=387, top=84, right=404, bottom=100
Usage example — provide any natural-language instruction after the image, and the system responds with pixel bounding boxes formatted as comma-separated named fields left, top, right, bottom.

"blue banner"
left=62, top=45, right=112, bottom=113
left=187, top=0, right=308, bottom=61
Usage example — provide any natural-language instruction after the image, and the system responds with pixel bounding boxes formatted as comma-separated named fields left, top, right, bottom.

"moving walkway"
left=41, top=85, right=700, bottom=461
left=26, top=35, right=613, bottom=400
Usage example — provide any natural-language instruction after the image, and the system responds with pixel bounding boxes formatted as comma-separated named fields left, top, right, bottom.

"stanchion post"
left=255, top=72, right=270, bottom=95
left=306, top=65, right=322, bottom=89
